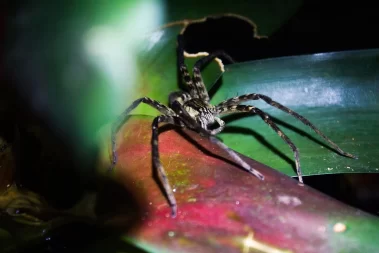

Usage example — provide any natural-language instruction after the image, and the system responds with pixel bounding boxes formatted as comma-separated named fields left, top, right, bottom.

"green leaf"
left=212, top=49, right=379, bottom=177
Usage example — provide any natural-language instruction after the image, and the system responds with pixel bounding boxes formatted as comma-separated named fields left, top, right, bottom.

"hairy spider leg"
left=217, top=93, right=357, bottom=159
left=171, top=100, right=264, bottom=181
left=152, top=115, right=186, bottom=218
left=168, top=90, right=192, bottom=106
left=193, top=50, right=236, bottom=69
left=191, top=51, right=236, bottom=103
left=177, top=35, right=235, bottom=103
left=110, top=97, right=175, bottom=171
left=177, top=35, right=201, bottom=100
left=177, top=35, right=236, bottom=72
left=218, top=105, right=303, bottom=183
left=209, top=118, right=226, bottom=135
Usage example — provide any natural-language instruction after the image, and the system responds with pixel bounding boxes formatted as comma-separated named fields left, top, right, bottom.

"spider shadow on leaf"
left=220, top=112, right=338, bottom=171
left=209, top=73, right=336, bottom=154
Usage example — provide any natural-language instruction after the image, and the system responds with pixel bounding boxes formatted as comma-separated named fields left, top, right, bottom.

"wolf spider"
left=109, top=34, right=356, bottom=217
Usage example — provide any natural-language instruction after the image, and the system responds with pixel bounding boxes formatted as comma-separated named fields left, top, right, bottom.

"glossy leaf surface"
left=95, top=115, right=379, bottom=253
left=211, top=49, right=379, bottom=177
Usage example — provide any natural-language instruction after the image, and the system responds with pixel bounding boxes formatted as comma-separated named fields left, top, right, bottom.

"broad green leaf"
left=212, top=49, right=379, bottom=177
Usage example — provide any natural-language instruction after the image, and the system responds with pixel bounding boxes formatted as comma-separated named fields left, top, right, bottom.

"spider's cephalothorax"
left=109, top=34, right=356, bottom=217
left=175, top=95, right=224, bottom=134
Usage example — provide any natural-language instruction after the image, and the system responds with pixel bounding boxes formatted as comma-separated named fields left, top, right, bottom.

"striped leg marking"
left=110, top=97, right=175, bottom=171
left=217, top=94, right=356, bottom=159
left=219, top=105, right=303, bottom=183
left=152, top=115, right=185, bottom=218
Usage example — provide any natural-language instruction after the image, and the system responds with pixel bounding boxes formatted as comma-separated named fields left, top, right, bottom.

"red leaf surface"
left=97, top=115, right=379, bottom=253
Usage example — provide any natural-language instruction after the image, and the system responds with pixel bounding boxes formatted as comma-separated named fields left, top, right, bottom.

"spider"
left=109, top=34, right=356, bottom=217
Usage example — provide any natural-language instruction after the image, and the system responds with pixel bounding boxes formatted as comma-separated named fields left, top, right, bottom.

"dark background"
left=183, top=0, right=379, bottom=61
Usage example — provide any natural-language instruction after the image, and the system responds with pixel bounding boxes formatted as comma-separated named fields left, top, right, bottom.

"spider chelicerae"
left=110, top=34, right=356, bottom=217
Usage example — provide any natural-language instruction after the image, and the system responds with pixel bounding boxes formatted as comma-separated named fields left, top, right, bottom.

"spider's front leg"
left=218, top=104, right=307, bottom=183
left=110, top=97, right=175, bottom=171
left=210, top=118, right=225, bottom=135
left=217, top=93, right=356, bottom=159
left=177, top=34, right=235, bottom=104
left=152, top=115, right=185, bottom=218
left=171, top=100, right=264, bottom=181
